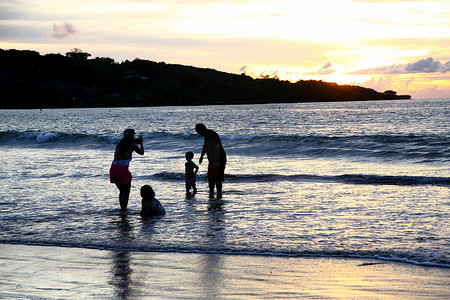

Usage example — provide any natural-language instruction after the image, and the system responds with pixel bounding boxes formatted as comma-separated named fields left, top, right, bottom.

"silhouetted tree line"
left=0, top=49, right=410, bottom=108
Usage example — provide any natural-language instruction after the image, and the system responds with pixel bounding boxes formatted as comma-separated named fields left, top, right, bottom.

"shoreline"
left=1, top=244, right=449, bottom=299
left=2, top=241, right=449, bottom=269
left=0, top=97, right=414, bottom=110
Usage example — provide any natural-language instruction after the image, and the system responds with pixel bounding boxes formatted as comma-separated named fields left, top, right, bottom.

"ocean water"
left=0, top=99, right=449, bottom=268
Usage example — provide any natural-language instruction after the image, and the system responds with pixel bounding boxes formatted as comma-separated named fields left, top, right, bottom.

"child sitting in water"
left=185, top=151, right=199, bottom=196
left=140, top=185, right=165, bottom=218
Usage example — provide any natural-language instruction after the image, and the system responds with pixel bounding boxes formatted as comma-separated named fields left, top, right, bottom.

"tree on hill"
left=65, top=48, right=91, bottom=61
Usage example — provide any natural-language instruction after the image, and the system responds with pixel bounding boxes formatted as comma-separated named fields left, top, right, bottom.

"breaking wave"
left=1, top=130, right=448, bottom=162
left=149, top=171, right=450, bottom=187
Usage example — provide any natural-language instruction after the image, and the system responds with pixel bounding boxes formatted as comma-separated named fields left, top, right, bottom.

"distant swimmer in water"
left=185, top=151, right=199, bottom=197
left=109, top=129, right=144, bottom=211
left=195, top=123, right=227, bottom=199
left=140, top=185, right=165, bottom=218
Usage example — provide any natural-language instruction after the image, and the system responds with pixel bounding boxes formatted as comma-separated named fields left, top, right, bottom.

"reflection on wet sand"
left=109, top=213, right=134, bottom=299
left=109, top=251, right=133, bottom=299
left=198, top=198, right=227, bottom=298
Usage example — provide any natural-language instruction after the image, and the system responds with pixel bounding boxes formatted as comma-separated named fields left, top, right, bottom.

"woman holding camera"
left=109, top=128, right=144, bottom=211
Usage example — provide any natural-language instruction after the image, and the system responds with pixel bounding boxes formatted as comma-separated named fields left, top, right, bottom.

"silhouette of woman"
left=109, top=129, right=144, bottom=211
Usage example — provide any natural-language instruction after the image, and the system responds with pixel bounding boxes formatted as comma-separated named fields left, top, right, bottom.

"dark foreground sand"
left=0, top=244, right=448, bottom=299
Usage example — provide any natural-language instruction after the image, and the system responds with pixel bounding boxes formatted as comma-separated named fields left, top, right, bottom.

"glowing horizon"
left=1, top=0, right=449, bottom=98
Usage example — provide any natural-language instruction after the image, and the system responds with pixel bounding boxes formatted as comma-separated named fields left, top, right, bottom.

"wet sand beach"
left=0, top=244, right=448, bottom=299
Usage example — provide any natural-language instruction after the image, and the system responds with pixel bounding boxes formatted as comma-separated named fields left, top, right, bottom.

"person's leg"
left=192, top=181, right=197, bottom=195
left=216, top=181, right=222, bottom=199
left=216, top=162, right=225, bottom=199
left=208, top=178, right=215, bottom=198
left=120, top=184, right=131, bottom=211
left=115, top=183, right=131, bottom=211
left=185, top=179, right=190, bottom=196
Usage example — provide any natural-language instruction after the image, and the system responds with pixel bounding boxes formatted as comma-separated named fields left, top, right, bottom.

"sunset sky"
left=1, top=0, right=449, bottom=99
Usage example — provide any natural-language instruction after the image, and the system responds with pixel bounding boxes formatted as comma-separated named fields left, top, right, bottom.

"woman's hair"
left=123, top=128, right=136, bottom=136
left=116, top=129, right=135, bottom=153
left=140, top=185, right=155, bottom=199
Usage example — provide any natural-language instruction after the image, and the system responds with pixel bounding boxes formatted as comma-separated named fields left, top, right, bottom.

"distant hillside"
left=0, top=49, right=410, bottom=108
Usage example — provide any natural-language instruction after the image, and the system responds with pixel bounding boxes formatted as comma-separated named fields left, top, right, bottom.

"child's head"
left=140, top=185, right=155, bottom=199
left=185, top=151, right=194, bottom=161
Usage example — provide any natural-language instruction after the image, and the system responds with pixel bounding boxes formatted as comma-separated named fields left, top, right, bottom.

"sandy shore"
left=0, top=244, right=448, bottom=299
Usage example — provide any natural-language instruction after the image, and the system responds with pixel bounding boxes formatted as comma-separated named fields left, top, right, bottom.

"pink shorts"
left=110, top=165, right=132, bottom=185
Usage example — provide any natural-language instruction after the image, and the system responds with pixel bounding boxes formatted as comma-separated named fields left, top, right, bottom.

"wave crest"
left=142, top=172, right=449, bottom=187
left=1, top=130, right=448, bottom=162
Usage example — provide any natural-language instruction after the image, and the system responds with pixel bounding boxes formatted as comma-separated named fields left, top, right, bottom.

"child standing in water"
left=185, top=151, right=199, bottom=196
left=140, top=185, right=165, bottom=218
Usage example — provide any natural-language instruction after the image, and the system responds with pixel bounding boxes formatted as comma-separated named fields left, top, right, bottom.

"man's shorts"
left=208, top=163, right=225, bottom=182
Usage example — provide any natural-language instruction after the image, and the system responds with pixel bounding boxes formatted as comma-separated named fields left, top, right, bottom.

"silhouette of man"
left=195, top=123, right=226, bottom=199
